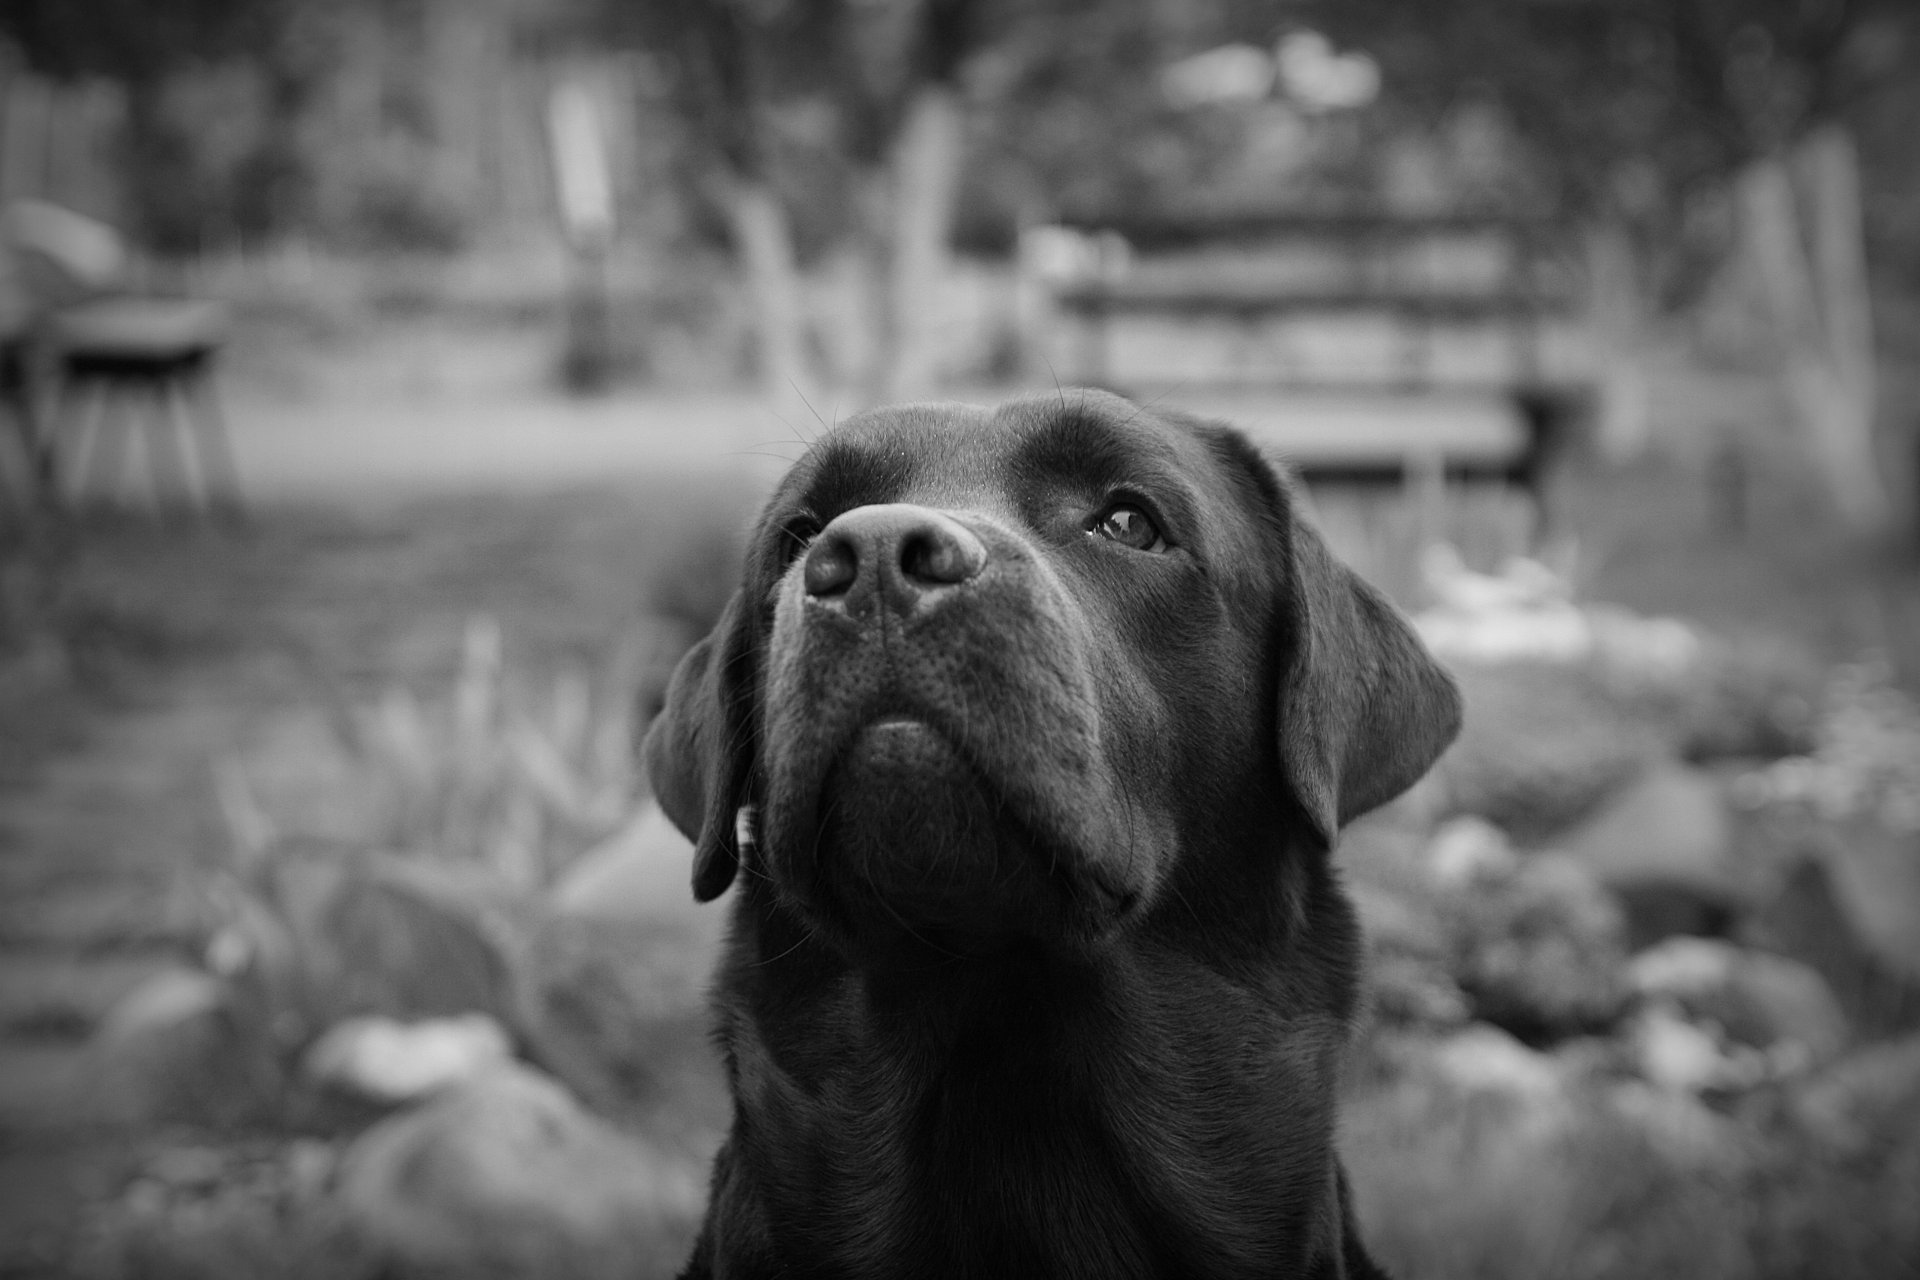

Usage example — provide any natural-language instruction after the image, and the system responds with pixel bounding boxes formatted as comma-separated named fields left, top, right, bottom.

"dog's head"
left=644, top=391, right=1459, bottom=956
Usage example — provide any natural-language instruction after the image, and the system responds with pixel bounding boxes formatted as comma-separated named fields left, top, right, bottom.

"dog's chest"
left=729, top=992, right=1338, bottom=1279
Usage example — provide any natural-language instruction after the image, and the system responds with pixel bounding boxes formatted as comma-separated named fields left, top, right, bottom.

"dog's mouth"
left=763, top=704, right=1103, bottom=950
left=753, top=557, right=1154, bottom=950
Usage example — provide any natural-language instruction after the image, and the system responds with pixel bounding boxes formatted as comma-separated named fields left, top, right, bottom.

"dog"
left=644, top=390, right=1461, bottom=1279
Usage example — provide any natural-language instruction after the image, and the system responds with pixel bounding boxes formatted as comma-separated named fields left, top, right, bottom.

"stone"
left=1629, top=1004, right=1737, bottom=1094
left=1424, top=815, right=1518, bottom=888
left=1453, top=853, right=1630, bottom=1041
left=1815, top=817, right=1920, bottom=986
left=90, top=966, right=283, bottom=1126
left=549, top=803, right=722, bottom=948
left=1602, top=1080, right=1752, bottom=1173
left=1551, top=761, right=1740, bottom=948
left=318, top=856, right=531, bottom=1028
left=1425, top=1024, right=1564, bottom=1102
left=303, top=1013, right=513, bottom=1105
left=94, top=966, right=225, bottom=1043
left=336, top=1063, right=706, bottom=1279
left=1368, top=955, right=1472, bottom=1029
left=1789, top=1030, right=1920, bottom=1156
left=1436, top=663, right=1667, bottom=842
left=1751, top=851, right=1920, bottom=1039
left=518, top=911, right=727, bottom=1137
left=1628, top=936, right=1848, bottom=1063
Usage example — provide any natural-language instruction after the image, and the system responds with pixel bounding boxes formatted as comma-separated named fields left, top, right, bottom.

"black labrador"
left=645, top=390, right=1460, bottom=1279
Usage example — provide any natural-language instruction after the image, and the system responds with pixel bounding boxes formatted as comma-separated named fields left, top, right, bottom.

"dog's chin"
left=796, top=718, right=1058, bottom=950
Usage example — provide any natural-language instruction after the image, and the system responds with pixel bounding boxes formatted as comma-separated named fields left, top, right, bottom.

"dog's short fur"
left=645, top=391, right=1461, bottom=1279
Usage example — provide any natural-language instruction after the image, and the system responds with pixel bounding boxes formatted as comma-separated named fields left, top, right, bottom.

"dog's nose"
left=803, top=504, right=987, bottom=616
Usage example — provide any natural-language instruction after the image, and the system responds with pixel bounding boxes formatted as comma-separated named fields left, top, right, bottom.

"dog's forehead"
left=783, top=393, right=1229, bottom=512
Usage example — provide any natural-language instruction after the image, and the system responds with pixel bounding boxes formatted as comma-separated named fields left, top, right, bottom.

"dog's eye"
left=1089, top=503, right=1167, bottom=553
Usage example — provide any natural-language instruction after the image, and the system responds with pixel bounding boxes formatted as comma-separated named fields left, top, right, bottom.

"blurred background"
left=0, top=1, right=1917, bottom=1277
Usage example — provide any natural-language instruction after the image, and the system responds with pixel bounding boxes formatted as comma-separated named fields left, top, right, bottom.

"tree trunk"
left=1586, top=221, right=1653, bottom=463
left=721, top=176, right=814, bottom=404
left=1739, top=127, right=1891, bottom=536
left=875, top=82, right=966, bottom=401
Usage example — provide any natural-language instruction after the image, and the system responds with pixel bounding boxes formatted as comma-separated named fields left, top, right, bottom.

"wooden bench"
left=1039, top=211, right=1592, bottom=531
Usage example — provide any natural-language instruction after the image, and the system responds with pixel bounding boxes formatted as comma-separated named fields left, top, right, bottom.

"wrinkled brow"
left=787, top=435, right=920, bottom=518
left=1006, top=404, right=1193, bottom=496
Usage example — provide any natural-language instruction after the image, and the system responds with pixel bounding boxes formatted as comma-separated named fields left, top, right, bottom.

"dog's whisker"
left=786, top=378, right=829, bottom=440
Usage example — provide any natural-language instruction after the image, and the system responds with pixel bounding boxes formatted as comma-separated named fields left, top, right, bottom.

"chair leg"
left=60, top=378, right=120, bottom=507
left=143, top=376, right=202, bottom=519
left=178, top=370, right=246, bottom=523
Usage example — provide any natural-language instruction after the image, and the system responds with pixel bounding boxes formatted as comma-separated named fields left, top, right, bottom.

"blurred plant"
left=296, top=614, right=673, bottom=887
left=1737, top=661, right=1920, bottom=833
left=168, top=613, right=683, bottom=1078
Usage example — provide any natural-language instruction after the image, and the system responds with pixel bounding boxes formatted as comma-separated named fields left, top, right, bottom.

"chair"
left=3, top=201, right=244, bottom=520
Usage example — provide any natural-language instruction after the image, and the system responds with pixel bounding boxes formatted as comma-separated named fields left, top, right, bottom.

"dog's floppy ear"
left=642, top=590, right=756, bottom=902
left=1278, top=516, right=1461, bottom=846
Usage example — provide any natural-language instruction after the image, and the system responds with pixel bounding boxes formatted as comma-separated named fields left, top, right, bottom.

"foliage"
left=227, top=613, right=670, bottom=886
left=1280, top=0, right=1919, bottom=313
left=1739, top=660, right=1920, bottom=832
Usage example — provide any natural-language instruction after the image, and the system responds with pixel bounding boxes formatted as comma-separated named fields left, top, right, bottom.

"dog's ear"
left=1279, top=516, right=1461, bottom=846
left=642, top=590, right=756, bottom=902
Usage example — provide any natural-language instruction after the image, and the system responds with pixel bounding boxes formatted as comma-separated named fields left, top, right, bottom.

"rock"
left=337, top=1063, right=705, bottom=1279
left=1453, top=853, right=1630, bottom=1041
left=89, top=966, right=282, bottom=1126
left=319, top=856, right=532, bottom=1027
left=1602, top=1080, right=1752, bottom=1173
left=1551, top=761, right=1739, bottom=948
left=95, top=966, right=226, bottom=1043
left=1750, top=852, right=1920, bottom=1039
left=1816, top=817, right=1920, bottom=986
left=518, top=912, right=726, bottom=1134
left=1435, top=663, right=1666, bottom=842
left=1368, top=955, right=1472, bottom=1029
left=1424, top=815, right=1518, bottom=888
left=549, top=803, right=722, bottom=948
left=1347, top=1024, right=1761, bottom=1280
left=1348, top=831, right=1468, bottom=1030
left=1425, top=1024, right=1565, bottom=1102
left=1629, top=1004, right=1738, bottom=1094
left=1661, top=637, right=1820, bottom=761
left=303, top=1013, right=513, bottom=1105
left=1627, top=937, right=1848, bottom=1063
left=1789, top=1031, right=1920, bottom=1155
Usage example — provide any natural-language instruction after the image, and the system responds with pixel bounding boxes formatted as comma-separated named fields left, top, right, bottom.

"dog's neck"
left=712, top=886, right=1358, bottom=1276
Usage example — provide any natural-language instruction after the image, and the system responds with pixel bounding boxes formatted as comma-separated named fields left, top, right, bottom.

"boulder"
left=1551, top=761, right=1740, bottom=948
left=1453, top=854, right=1630, bottom=1041
left=1435, top=663, right=1666, bottom=842
left=318, top=856, right=532, bottom=1027
left=1789, top=1030, right=1920, bottom=1156
left=89, top=966, right=282, bottom=1126
left=1601, top=1079, right=1752, bottom=1173
left=1627, top=936, right=1848, bottom=1063
left=255, top=844, right=723, bottom=1132
left=303, top=1013, right=514, bottom=1105
left=336, top=1063, right=705, bottom=1279
left=1628, top=1003, right=1741, bottom=1095
left=1424, top=815, right=1518, bottom=889
left=1750, top=850, right=1920, bottom=1039
left=1815, top=818, right=1920, bottom=987
left=1657, top=636, right=1820, bottom=761
left=1424, top=1024, right=1566, bottom=1104
left=1347, top=1024, right=1761, bottom=1280
left=549, top=803, right=723, bottom=949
